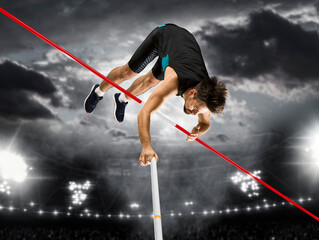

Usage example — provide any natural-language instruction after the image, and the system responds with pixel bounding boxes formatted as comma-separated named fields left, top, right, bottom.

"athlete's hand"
left=139, top=147, right=159, bottom=166
left=186, top=125, right=201, bottom=141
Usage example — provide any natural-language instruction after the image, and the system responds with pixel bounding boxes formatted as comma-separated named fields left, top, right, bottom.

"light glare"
left=0, top=151, right=27, bottom=182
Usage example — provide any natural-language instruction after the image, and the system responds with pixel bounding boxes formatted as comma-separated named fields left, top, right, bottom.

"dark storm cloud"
left=0, top=59, right=62, bottom=120
left=239, top=121, right=246, bottom=127
left=30, top=55, right=98, bottom=110
left=0, top=91, right=55, bottom=121
left=208, top=134, right=230, bottom=142
left=1, top=0, right=317, bottom=56
left=105, top=128, right=140, bottom=140
left=0, top=1, right=112, bottom=53
left=106, top=128, right=127, bottom=138
left=0, top=0, right=262, bottom=55
left=1, top=60, right=56, bottom=95
left=197, top=10, right=319, bottom=81
left=78, top=114, right=108, bottom=129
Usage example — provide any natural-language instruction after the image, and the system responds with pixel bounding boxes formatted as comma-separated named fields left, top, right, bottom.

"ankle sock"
left=118, top=93, right=129, bottom=103
left=95, top=86, right=105, bottom=97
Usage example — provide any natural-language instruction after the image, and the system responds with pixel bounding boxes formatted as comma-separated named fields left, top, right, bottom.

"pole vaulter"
left=1, top=7, right=318, bottom=224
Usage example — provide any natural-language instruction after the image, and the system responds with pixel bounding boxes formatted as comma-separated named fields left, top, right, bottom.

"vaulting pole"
left=150, top=157, right=163, bottom=240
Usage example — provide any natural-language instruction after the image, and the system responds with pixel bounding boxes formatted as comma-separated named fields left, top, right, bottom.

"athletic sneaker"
left=113, top=93, right=128, bottom=123
left=84, top=84, right=103, bottom=113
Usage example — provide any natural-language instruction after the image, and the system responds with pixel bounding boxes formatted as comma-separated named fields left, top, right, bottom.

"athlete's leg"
left=111, top=26, right=163, bottom=121
left=125, top=70, right=161, bottom=100
left=99, top=63, right=138, bottom=92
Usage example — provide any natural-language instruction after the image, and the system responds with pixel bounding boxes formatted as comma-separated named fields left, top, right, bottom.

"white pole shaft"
left=155, top=111, right=176, bottom=127
left=150, top=157, right=163, bottom=240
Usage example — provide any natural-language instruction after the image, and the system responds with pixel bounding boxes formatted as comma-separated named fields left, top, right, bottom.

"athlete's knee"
left=145, top=71, right=160, bottom=87
left=120, top=63, right=137, bottom=80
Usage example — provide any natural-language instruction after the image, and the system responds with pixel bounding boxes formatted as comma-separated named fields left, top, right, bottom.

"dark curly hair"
left=194, top=76, right=228, bottom=114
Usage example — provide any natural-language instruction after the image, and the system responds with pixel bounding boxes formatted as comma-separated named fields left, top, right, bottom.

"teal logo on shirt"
left=162, top=54, right=169, bottom=73
left=158, top=24, right=166, bottom=28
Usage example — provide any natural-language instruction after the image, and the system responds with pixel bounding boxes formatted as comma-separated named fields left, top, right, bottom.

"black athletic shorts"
left=128, top=24, right=210, bottom=96
left=128, top=24, right=169, bottom=81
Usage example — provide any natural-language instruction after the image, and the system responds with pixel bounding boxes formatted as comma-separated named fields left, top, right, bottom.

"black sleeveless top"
left=157, top=23, right=210, bottom=97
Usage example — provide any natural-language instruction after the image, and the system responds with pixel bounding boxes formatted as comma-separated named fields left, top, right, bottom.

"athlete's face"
left=184, top=97, right=208, bottom=116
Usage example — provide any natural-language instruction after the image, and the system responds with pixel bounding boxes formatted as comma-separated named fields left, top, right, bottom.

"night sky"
left=0, top=0, right=319, bottom=225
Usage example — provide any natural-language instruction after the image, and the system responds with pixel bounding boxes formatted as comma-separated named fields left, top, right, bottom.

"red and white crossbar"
left=1, top=7, right=318, bottom=221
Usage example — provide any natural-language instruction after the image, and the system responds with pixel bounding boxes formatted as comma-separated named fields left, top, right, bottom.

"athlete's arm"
left=186, top=111, right=211, bottom=141
left=137, top=67, right=178, bottom=166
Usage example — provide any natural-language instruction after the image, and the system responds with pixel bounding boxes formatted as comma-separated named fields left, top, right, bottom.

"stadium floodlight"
left=231, top=170, right=261, bottom=198
left=130, top=203, right=140, bottom=209
left=298, top=125, right=319, bottom=168
left=0, top=180, right=11, bottom=195
left=185, top=201, right=194, bottom=206
left=0, top=151, right=27, bottom=182
left=68, top=180, right=92, bottom=205
left=302, top=132, right=319, bottom=166
left=293, top=124, right=319, bottom=187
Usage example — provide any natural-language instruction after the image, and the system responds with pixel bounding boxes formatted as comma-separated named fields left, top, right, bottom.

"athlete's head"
left=183, top=77, right=227, bottom=115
